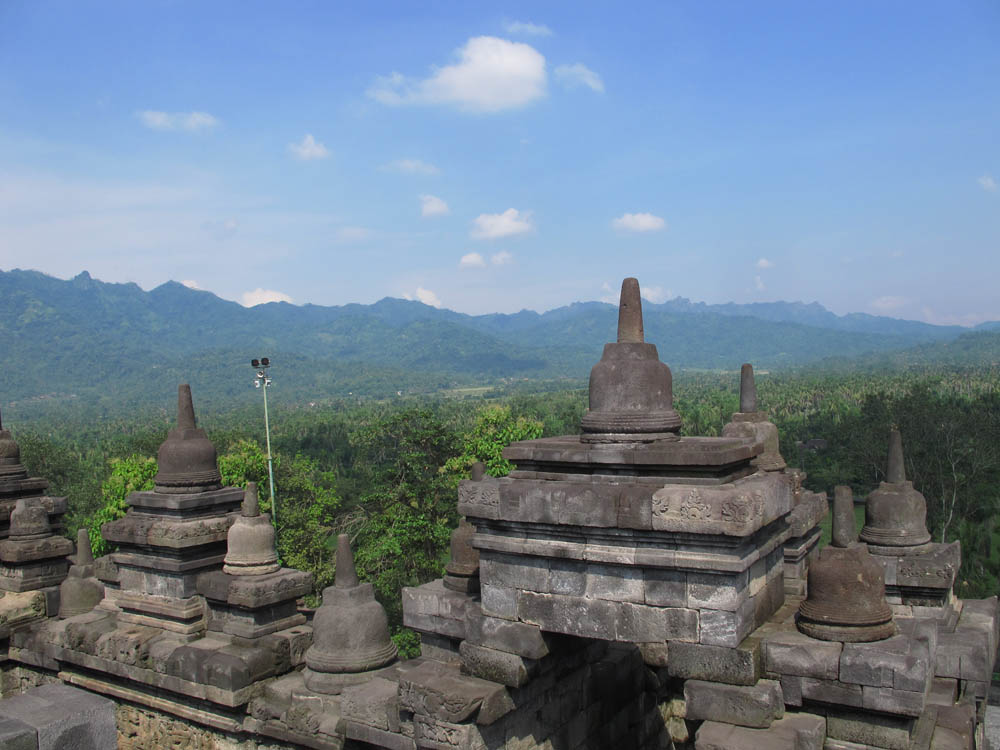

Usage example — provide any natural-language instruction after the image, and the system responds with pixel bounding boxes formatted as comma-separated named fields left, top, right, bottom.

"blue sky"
left=1, top=2, right=997, bottom=323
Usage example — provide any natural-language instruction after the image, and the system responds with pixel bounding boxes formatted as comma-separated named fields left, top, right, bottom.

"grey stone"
left=840, top=634, right=929, bottom=692
left=584, top=564, right=643, bottom=603
left=695, top=712, right=825, bottom=750
left=458, top=641, right=536, bottom=688
left=465, top=610, right=550, bottom=659
left=825, top=709, right=913, bottom=750
left=799, top=677, right=863, bottom=707
left=861, top=685, right=924, bottom=717
left=764, top=630, right=842, bottom=680
left=684, top=678, right=784, bottom=729
left=700, top=597, right=755, bottom=647
left=860, top=429, right=932, bottom=549
left=831, top=486, right=857, bottom=548
left=305, top=535, right=396, bottom=689
left=0, top=683, right=116, bottom=750
left=643, top=567, right=687, bottom=607
left=480, top=583, right=518, bottom=620
left=667, top=639, right=762, bottom=686
left=688, top=569, right=748, bottom=611
left=0, top=717, right=35, bottom=750
left=222, top=482, right=279, bottom=576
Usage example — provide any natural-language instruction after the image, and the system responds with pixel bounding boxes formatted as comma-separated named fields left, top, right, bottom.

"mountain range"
left=2, top=269, right=997, bottom=417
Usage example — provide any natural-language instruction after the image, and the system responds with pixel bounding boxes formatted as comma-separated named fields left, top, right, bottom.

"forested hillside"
left=2, top=268, right=994, bottom=419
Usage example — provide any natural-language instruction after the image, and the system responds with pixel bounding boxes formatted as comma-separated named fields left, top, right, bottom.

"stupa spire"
left=617, top=277, right=644, bottom=344
left=177, top=384, right=196, bottom=429
left=739, top=363, right=757, bottom=413
left=335, top=534, right=360, bottom=588
left=243, top=481, right=260, bottom=517
left=886, top=428, right=905, bottom=484
left=76, top=528, right=94, bottom=565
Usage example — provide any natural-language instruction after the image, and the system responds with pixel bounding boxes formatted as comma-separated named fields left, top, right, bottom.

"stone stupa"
left=303, top=534, right=397, bottom=694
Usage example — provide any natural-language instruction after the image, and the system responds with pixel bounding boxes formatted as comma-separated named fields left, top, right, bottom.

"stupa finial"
left=335, top=534, right=360, bottom=588
left=617, top=278, right=644, bottom=344
left=470, top=462, right=486, bottom=481
left=887, top=428, right=905, bottom=484
left=243, top=482, right=260, bottom=517
left=177, top=384, right=196, bottom=429
left=739, top=363, right=757, bottom=413
left=76, top=528, right=94, bottom=565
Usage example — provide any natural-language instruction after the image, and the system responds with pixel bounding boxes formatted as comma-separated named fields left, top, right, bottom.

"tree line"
left=11, top=369, right=1000, bottom=653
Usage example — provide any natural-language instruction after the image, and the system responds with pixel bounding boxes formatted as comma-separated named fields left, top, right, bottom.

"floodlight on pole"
left=250, top=357, right=277, bottom=532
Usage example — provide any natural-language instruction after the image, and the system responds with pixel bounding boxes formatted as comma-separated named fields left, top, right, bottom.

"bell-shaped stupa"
left=59, top=528, right=104, bottom=618
left=304, top=534, right=397, bottom=694
left=443, top=463, right=483, bottom=594
left=0, top=497, right=72, bottom=593
left=0, top=408, right=67, bottom=542
left=859, top=429, right=931, bottom=551
left=797, top=501, right=894, bottom=642
left=223, top=483, right=279, bottom=576
left=579, top=278, right=681, bottom=442
left=153, top=384, right=223, bottom=493
left=721, top=364, right=786, bottom=471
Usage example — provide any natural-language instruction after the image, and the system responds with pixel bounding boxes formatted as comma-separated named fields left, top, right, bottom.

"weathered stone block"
left=825, top=709, right=913, bottom=750
left=695, top=712, right=825, bottom=750
left=840, top=634, right=928, bottom=691
left=480, top=584, right=517, bottom=621
left=0, top=717, right=34, bottom=750
left=861, top=685, right=924, bottom=717
left=799, top=677, right=862, bottom=707
left=516, top=591, right=618, bottom=641
left=688, top=570, right=748, bottom=611
left=458, top=641, right=536, bottom=689
left=684, top=678, right=784, bottom=729
left=764, top=630, right=842, bottom=680
left=651, top=471, right=792, bottom=537
left=0, top=683, right=116, bottom=750
left=666, top=640, right=761, bottom=686
left=644, top=568, right=687, bottom=607
left=700, top=596, right=755, bottom=647
left=480, top=553, right=550, bottom=593
left=465, top=611, right=549, bottom=659
left=584, top=564, right=643, bottom=603
left=398, top=660, right=513, bottom=725
left=618, top=601, right=699, bottom=643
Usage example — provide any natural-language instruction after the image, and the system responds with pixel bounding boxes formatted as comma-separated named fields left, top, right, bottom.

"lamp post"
left=251, top=358, right=277, bottom=529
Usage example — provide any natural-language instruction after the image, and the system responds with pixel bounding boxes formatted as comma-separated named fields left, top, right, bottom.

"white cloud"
left=368, top=36, right=547, bottom=113
left=138, top=110, right=219, bottom=132
left=241, top=288, right=293, bottom=307
left=181, top=280, right=200, bottom=289
left=554, top=63, right=604, bottom=93
left=491, top=251, right=513, bottom=265
left=504, top=20, right=552, bottom=36
left=288, top=134, right=330, bottom=161
left=460, top=252, right=487, bottom=268
left=471, top=208, right=534, bottom=239
left=754, top=276, right=765, bottom=291
left=336, top=226, right=371, bottom=242
left=641, top=285, right=669, bottom=304
left=613, top=212, right=666, bottom=232
left=403, top=287, right=443, bottom=307
left=756, top=257, right=774, bottom=269
left=382, top=158, right=440, bottom=175
left=420, top=194, right=450, bottom=217
left=979, top=175, right=997, bottom=192
left=890, top=249, right=904, bottom=258
left=871, top=295, right=906, bottom=311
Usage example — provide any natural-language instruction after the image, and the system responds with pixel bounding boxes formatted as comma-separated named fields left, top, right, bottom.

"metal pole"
left=262, top=376, right=277, bottom=529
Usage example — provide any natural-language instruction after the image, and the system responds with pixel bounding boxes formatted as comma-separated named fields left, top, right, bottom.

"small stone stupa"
left=304, top=534, right=397, bottom=694
left=101, top=384, right=244, bottom=636
left=443, top=463, right=482, bottom=594
left=58, top=529, right=104, bottom=618
left=197, top=482, right=311, bottom=639
left=0, top=497, right=72, bottom=593
left=0, top=408, right=67, bottom=541
left=797, top=493, right=895, bottom=642
left=721, top=364, right=786, bottom=471
left=859, top=429, right=932, bottom=551
left=579, top=277, right=681, bottom=442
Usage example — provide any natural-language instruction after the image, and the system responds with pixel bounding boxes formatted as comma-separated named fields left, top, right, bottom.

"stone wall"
left=116, top=703, right=298, bottom=750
